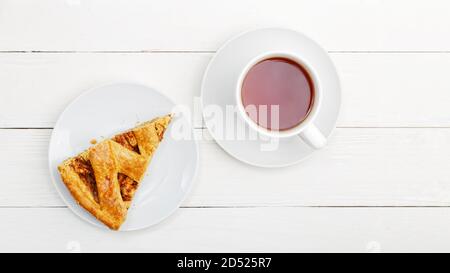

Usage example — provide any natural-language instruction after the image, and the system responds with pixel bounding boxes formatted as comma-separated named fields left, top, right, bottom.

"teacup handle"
left=299, top=124, right=327, bottom=149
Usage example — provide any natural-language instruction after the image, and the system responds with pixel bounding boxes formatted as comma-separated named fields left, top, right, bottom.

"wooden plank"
left=0, top=53, right=207, bottom=128
left=1, top=207, right=450, bottom=252
left=1, top=53, right=450, bottom=128
left=2, top=128, right=450, bottom=207
left=1, top=0, right=450, bottom=51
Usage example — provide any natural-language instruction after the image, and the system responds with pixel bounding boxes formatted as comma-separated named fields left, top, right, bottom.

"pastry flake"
left=58, top=115, right=172, bottom=230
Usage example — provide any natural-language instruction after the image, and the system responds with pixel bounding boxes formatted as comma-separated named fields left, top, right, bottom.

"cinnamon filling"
left=113, top=131, right=140, bottom=153
left=71, top=157, right=99, bottom=203
left=117, top=173, right=138, bottom=202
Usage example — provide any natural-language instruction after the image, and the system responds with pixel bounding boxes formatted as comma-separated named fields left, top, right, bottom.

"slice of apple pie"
left=58, top=115, right=172, bottom=230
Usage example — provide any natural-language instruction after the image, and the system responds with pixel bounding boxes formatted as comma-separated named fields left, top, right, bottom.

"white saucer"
left=49, top=83, right=199, bottom=231
left=201, top=28, right=341, bottom=168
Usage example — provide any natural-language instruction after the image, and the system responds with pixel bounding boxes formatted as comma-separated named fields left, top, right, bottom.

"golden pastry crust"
left=58, top=115, right=172, bottom=230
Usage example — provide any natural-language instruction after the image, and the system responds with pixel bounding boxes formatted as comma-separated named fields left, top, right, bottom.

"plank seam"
left=2, top=126, right=450, bottom=130
left=1, top=205, right=450, bottom=209
left=2, top=50, right=450, bottom=54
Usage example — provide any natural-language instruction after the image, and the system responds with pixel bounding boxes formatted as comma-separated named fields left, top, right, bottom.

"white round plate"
left=49, top=83, right=199, bottom=231
left=201, top=28, right=341, bottom=168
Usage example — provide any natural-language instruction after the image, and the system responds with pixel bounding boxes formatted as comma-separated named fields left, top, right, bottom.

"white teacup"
left=236, top=52, right=327, bottom=149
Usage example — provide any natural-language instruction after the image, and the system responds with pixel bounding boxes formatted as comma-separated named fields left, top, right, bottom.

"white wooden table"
left=2, top=0, right=450, bottom=253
